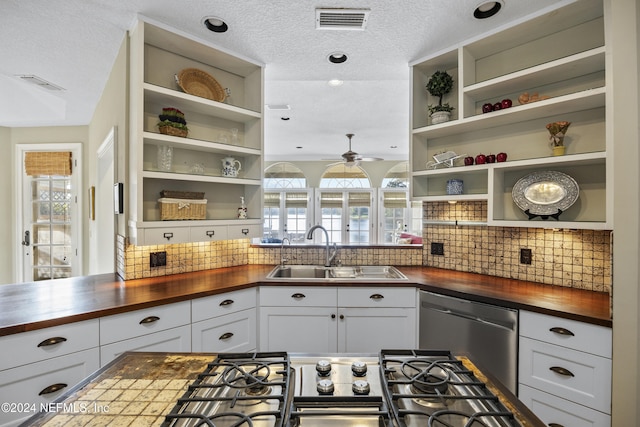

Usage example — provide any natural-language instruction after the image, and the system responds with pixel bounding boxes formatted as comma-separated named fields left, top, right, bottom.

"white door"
left=92, top=128, right=116, bottom=274
left=17, top=144, right=82, bottom=282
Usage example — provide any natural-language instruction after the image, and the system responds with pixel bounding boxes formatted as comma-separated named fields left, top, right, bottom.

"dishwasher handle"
left=422, top=303, right=516, bottom=333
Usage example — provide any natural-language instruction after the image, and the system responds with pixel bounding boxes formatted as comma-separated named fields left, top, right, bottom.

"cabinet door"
left=519, top=384, right=610, bottom=427
left=99, top=325, right=191, bottom=366
left=259, top=306, right=337, bottom=353
left=337, top=307, right=417, bottom=353
left=192, top=309, right=256, bottom=353
left=0, top=348, right=100, bottom=427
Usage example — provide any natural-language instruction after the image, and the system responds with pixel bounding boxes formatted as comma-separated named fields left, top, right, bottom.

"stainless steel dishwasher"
left=419, top=290, right=518, bottom=393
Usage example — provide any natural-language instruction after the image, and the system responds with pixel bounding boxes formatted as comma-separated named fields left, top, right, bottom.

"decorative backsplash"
left=117, top=202, right=612, bottom=295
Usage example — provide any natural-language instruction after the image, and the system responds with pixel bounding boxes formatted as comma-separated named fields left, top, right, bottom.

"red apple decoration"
left=482, top=103, right=493, bottom=113
left=464, top=156, right=474, bottom=166
left=486, top=154, right=496, bottom=163
left=501, top=99, right=513, bottom=109
left=496, top=152, right=508, bottom=162
left=475, top=154, right=487, bottom=165
left=492, top=102, right=502, bottom=111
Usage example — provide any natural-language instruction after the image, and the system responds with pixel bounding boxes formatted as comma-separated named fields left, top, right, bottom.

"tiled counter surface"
left=0, top=265, right=611, bottom=337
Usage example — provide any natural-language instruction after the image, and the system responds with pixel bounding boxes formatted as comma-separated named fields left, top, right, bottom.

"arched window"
left=264, top=162, right=307, bottom=188
left=319, top=163, right=370, bottom=188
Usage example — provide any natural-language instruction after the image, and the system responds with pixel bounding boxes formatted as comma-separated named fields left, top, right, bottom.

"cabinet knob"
left=39, top=383, right=67, bottom=396
left=219, top=332, right=234, bottom=340
left=339, top=314, right=345, bottom=320
left=549, top=366, right=574, bottom=377
left=291, top=293, right=306, bottom=299
left=37, top=336, right=67, bottom=348
left=219, top=299, right=234, bottom=306
left=549, top=326, right=575, bottom=336
left=369, top=293, right=384, bottom=300
left=331, top=314, right=336, bottom=319
left=139, top=315, right=160, bottom=325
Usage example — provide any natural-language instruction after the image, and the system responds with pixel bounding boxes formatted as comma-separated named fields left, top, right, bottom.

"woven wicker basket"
left=158, top=198, right=207, bottom=220
left=160, top=190, right=205, bottom=200
left=176, top=68, right=226, bottom=102
left=158, top=125, right=188, bottom=138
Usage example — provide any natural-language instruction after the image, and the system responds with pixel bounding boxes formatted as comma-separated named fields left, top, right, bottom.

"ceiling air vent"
left=316, top=8, right=370, bottom=30
left=16, top=75, right=64, bottom=91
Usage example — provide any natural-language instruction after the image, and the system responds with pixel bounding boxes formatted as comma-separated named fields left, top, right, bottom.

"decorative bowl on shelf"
left=175, top=68, right=226, bottom=102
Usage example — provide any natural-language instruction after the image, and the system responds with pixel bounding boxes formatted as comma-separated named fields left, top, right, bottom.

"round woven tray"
left=176, top=68, right=226, bottom=102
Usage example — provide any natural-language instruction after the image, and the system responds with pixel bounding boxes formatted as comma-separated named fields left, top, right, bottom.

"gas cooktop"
left=161, top=350, right=538, bottom=427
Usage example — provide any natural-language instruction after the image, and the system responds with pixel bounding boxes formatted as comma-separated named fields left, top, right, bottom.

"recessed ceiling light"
left=203, top=16, right=229, bottom=33
left=390, top=145, right=398, bottom=149
left=328, top=52, right=348, bottom=64
left=328, top=79, right=344, bottom=87
left=474, top=1, right=503, bottom=19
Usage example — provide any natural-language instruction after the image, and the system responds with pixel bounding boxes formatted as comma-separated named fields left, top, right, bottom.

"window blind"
left=25, top=151, right=72, bottom=176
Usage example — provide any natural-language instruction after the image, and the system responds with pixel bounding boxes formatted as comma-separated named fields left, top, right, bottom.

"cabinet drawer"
left=0, top=319, right=99, bottom=371
left=142, top=227, right=191, bottom=245
left=520, top=310, right=611, bottom=357
left=519, top=384, right=610, bottom=427
left=260, top=286, right=337, bottom=307
left=192, top=309, right=256, bottom=353
left=519, top=336, right=611, bottom=414
left=338, top=287, right=416, bottom=308
left=192, top=288, right=256, bottom=322
left=190, top=225, right=228, bottom=242
left=228, top=224, right=261, bottom=240
left=0, top=348, right=100, bottom=427
left=99, top=301, right=191, bottom=345
left=100, top=325, right=191, bottom=366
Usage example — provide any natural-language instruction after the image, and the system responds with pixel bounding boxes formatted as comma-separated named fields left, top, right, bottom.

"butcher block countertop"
left=0, top=265, right=611, bottom=337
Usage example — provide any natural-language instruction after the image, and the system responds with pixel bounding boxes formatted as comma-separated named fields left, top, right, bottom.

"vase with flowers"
left=546, top=121, right=571, bottom=156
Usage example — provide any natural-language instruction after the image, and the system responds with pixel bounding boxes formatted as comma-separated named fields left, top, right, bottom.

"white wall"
left=0, top=127, right=12, bottom=283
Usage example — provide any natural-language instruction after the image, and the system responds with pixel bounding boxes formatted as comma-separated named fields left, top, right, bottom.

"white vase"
left=430, top=111, right=451, bottom=125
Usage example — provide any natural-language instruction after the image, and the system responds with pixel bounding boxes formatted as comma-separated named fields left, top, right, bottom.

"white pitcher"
left=221, top=156, right=242, bottom=177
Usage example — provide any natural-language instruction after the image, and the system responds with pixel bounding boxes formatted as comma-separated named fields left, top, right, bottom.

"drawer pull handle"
left=39, top=383, right=67, bottom=396
left=206, top=230, right=215, bottom=238
left=291, top=293, right=306, bottom=299
left=219, top=299, right=234, bottom=306
left=241, top=228, right=249, bottom=235
left=340, top=314, right=345, bottom=320
left=163, top=232, right=174, bottom=241
left=549, top=424, right=565, bottom=427
left=549, top=366, right=574, bottom=377
left=331, top=314, right=336, bottom=319
left=549, top=326, right=575, bottom=336
left=370, top=293, right=384, bottom=300
left=139, top=315, right=160, bottom=325
left=37, top=336, right=67, bottom=347
left=219, top=332, right=234, bottom=340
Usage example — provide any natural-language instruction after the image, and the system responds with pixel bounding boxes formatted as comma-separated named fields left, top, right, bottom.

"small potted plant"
left=157, top=107, right=189, bottom=137
left=546, top=121, right=571, bottom=156
left=426, top=70, right=455, bottom=124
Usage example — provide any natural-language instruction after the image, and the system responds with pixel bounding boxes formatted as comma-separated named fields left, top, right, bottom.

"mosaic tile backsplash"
left=117, top=201, right=612, bottom=294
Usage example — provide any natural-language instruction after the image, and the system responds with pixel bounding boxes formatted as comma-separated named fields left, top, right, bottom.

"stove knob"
left=317, top=379, right=334, bottom=395
left=316, top=360, right=332, bottom=376
left=352, top=380, right=370, bottom=395
left=351, top=361, right=367, bottom=377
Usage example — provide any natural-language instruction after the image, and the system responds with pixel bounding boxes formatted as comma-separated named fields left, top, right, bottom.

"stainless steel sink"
left=265, top=265, right=408, bottom=281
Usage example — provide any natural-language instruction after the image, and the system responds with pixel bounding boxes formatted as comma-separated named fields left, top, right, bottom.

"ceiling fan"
left=335, top=133, right=383, bottom=165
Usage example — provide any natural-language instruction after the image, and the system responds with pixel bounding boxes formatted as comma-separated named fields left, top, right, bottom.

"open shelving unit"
left=410, top=0, right=611, bottom=230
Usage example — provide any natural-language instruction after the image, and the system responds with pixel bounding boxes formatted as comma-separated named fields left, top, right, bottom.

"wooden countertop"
left=0, top=265, right=611, bottom=337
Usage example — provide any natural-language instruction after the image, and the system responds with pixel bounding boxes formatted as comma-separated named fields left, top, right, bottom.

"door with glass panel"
left=263, top=190, right=312, bottom=243
left=19, top=147, right=81, bottom=282
left=316, top=190, right=374, bottom=245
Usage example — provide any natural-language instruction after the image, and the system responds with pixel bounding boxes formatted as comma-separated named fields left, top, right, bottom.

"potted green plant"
left=426, top=70, right=455, bottom=124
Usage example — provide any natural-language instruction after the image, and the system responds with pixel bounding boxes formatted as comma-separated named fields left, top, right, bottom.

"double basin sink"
left=266, top=265, right=408, bottom=281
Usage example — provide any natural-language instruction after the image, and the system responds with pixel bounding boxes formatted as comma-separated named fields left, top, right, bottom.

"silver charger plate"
left=512, top=171, right=579, bottom=216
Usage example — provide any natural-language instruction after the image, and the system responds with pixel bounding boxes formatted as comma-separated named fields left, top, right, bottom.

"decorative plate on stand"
left=512, top=171, right=579, bottom=220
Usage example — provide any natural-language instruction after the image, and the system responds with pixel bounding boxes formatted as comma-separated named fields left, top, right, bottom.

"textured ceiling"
left=1, top=0, right=566, bottom=160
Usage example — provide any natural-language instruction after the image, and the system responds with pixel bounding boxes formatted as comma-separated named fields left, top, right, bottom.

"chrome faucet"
left=280, top=237, right=291, bottom=267
left=306, top=225, right=338, bottom=267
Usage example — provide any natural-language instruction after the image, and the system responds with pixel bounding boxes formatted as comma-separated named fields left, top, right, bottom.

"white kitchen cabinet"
left=127, top=18, right=264, bottom=245
left=258, top=286, right=417, bottom=353
left=192, top=288, right=257, bottom=353
left=518, top=310, right=612, bottom=426
left=0, top=348, right=100, bottom=427
left=409, top=0, right=611, bottom=230
left=0, top=319, right=99, bottom=371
